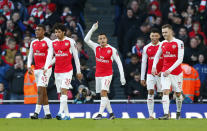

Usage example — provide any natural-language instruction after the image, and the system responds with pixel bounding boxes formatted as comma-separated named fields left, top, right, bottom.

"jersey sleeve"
left=112, top=48, right=125, bottom=79
left=152, top=42, right=163, bottom=69
left=70, top=39, right=81, bottom=74
left=84, top=28, right=99, bottom=52
left=168, top=40, right=184, bottom=72
left=141, top=46, right=148, bottom=80
left=27, top=41, right=34, bottom=68
left=44, top=39, right=54, bottom=70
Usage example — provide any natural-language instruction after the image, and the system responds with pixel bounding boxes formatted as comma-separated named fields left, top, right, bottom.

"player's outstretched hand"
left=28, top=67, right=33, bottom=75
left=120, top=76, right=126, bottom=86
left=141, top=80, right=146, bottom=87
left=76, top=73, right=83, bottom=80
left=91, top=21, right=98, bottom=32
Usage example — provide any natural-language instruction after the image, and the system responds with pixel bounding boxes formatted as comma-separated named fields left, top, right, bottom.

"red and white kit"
left=84, top=41, right=125, bottom=93
left=153, top=38, right=184, bottom=92
left=141, top=42, right=163, bottom=92
left=27, top=37, right=53, bottom=87
left=44, top=37, right=80, bottom=93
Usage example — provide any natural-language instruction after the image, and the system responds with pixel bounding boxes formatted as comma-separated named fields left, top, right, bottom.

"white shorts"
left=34, top=68, right=52, bottom=87
left=55, top=70, right=73, bottom=93
left=161, top=73, right=183, bottom=92
left=95, top=75, right=112, bottom=93
left=146, top=74, right=162, bottom=92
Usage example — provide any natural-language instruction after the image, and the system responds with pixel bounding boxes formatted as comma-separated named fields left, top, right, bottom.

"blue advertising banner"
left=0, top=104, right=206, bottom=119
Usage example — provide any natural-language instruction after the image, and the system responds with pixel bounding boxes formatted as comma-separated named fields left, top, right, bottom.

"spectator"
left=126, top=72, right=147, bottom=99
left=125, top=54, right=141, bottom=81
left=31, top=3, right=45, bottom=24
left=74, top=85, right=95, bottom=104
left=43, top=3, right=61, bottom=26
left=20, top=36, right=31, bottom=61
left=67, top=20, right=84, bottom=39
left=189, top=22, right=207, bottom=45
left=131, top=37, right=145, bottom=61
left=117, top=8, right=137, bottom=55
left=61, top=6, right=72, bottom=22
left=184, top=16, right=193, bottom=32
left=194, top=54, right=207, bottom=101
left=5, top=54, right=26, bottom=100
left=181, top=63, right=200, bottom=103
left=184, top=37, right=204, bottom=65
left=148, top=1, right=162, bottom=17
left=129, top=0, right=146, bottom=23
left=1, top=38, right=18, bottom=66
left=176, top=27, right=189, bottom=46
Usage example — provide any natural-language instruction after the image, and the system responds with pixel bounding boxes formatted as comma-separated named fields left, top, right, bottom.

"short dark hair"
left=53, top=23, right=66, bottom=32
left=162, top=24, right=173, bottom=30
left=37, top=24, right=46, bottom=31
left=15, top=53, right=23, bottom=60
left=150, top=28, right=160, bottom=35
left=98, top=33, right=107, bottom=36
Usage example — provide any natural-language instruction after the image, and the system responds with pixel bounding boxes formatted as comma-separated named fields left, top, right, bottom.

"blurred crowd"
left=0, top=0, right=207, bottom=104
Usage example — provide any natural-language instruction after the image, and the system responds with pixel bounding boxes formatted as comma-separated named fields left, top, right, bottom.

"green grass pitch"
left=0, top=118, right=207, bottom=131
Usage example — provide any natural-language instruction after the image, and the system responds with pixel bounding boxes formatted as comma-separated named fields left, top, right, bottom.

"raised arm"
left=112, top=48, right=126, bottom=85
left=168, top=41, right=184, bottom=72
left=84, top=22, right=99, bottom=51
left=70, top=39, right=81, bottom=74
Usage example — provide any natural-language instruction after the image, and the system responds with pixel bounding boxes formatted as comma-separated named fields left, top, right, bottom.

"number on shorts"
left=65, top=78, right=71, bottom=86
left=105, top=79, right=111, bottom=87
left=41, top=76, right=47, bottom=83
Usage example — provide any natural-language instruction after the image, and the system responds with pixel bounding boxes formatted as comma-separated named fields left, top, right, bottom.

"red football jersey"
left=95, top=46, right=113, bottom=77
left=161, top=38, right=184, bottom=75
left=146, top=43, right=163, bottom=74
left=52, top=38, right=74, bottom=73
left=29, top=37, right=51, bottom=70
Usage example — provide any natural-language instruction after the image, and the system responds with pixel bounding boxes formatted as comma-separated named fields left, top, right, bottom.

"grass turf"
left=0, top=118, right=206, bottom=131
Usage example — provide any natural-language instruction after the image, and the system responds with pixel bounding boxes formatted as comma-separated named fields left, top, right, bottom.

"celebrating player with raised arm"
left=152, top=24, right=184, bottom=120
left=141, top=28, right=163, bottom=120
left=27, top=24, right=53, bottom=119
left=84, top=22, right=126, bottom=120
left=44, top=23, right=82, bottom=120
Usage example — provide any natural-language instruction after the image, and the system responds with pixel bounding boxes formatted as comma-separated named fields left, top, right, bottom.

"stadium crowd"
left=0, top=0, right=207, bottom=104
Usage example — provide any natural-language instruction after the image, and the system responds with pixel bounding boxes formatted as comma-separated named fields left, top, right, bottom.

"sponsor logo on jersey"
left=107, top=50, right=111, bottom=54
left=96, top=57, right=109, bottom=63
left=172, top=45, right=176, bottom=49
left=65, top=42, right=69, bottom=46
left=56, top=50, right=68, bottom=56
left=164, top=51, right=176, bottom=57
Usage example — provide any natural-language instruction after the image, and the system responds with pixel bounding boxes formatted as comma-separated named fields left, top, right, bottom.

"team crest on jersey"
left=107, top=50, right=111, bottom=54
left=148, top=49, right=151, bottom=52
left=65, top=42, right=69, bottom=46
left=172, top=45, right=176, bottom=49
left=42, top=43, right=45, bottom=47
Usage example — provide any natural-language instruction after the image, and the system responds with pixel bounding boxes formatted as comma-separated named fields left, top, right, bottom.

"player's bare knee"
left=148, top=90, right=154, bottom=95
left=101, top=90, right=108, bottom=97
left=61, top=88, right=67, bottom=95
left=176, top=92, right=181, bottom=97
